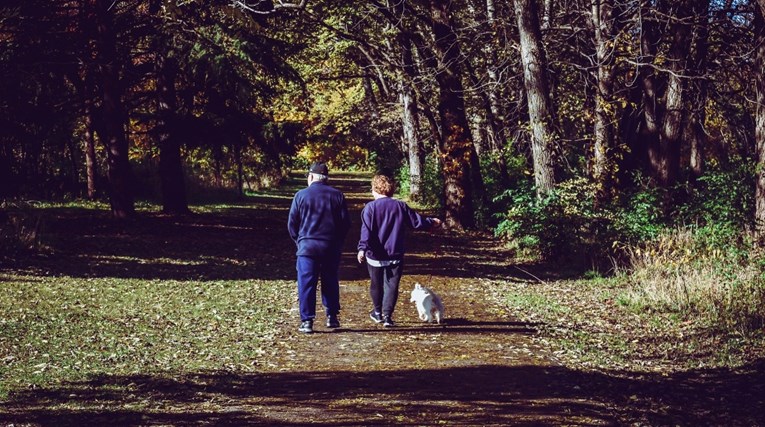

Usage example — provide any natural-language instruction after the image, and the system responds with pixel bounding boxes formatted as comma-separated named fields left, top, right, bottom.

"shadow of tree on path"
left=1, top=360, right=763, bottom=426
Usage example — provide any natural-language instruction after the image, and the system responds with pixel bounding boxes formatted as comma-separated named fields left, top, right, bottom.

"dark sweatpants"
left=367, top=262, right=403, bottom=317
left=296, top=253, right=341, bottom=322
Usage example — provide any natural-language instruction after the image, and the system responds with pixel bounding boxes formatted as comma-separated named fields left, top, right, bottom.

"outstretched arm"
left=406, top=204, right=441, bottom=230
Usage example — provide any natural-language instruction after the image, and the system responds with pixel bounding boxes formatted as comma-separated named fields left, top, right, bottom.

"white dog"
left=409, top=283, right=444, bottom=324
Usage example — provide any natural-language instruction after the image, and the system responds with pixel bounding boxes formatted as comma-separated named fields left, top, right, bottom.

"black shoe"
left=383, top=316, right=395, bottom=328
left=299, top=320, right=313, bottom=333
left=326, top=314, right=340, bottom=328
left=369, top=310, right=383, bottom=324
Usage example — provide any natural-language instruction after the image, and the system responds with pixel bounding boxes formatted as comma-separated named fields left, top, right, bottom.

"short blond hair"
left=371, top=174, right=395, bottom=197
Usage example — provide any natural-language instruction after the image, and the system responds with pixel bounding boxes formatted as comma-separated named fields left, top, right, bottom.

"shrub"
left=494, top=177, right=614, bottom=262
left=396, top=153, right=443, bottom=208
left=677, top=162, right=754, bottom=228
left=612, top=184, right=665, bottom=244
left=478, top=151, right=528, bottom=228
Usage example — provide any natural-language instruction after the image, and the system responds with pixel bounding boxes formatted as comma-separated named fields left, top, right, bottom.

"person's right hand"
left=357, top=250, right=365, bottom=264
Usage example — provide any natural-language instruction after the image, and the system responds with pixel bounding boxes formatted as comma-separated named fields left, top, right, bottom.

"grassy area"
left=0, top=173, right=371, bottom=403
left=491, top=274, right=765, bottom=372
left=0, top=273, right=292, bottom=399
left=490, top=227, right=765, bottom=373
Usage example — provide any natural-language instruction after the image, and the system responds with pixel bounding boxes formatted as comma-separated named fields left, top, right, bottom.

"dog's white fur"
left=409, top=283, right=444, bottom=324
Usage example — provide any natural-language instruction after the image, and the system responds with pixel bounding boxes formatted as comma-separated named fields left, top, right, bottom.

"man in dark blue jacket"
left=288, top=162, right=351, bottom=333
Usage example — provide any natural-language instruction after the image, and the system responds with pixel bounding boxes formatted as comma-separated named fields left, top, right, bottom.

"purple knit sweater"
left=357, top=197, right=434, bottom=261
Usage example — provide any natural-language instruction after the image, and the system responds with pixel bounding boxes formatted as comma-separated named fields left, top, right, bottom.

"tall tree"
left=397, top=33, right=425, bottom=201
left=152, top=1, right=189, bottom=215
left=657, top=0, right=692, bottom=190
left=637, top=0, right=662, bottom=182
left=514, top=0, right=557, bottom=195
left=91, top=0, right=135, bottom=218
left=755, top=0, right=765, bottom=236
left=591, top=0, right=619, bottom=204
left=156, top=52, right=189, bottom=214
left=687, top=0, right=710, bottom=181
left=429, top=0, right=479, bottom=230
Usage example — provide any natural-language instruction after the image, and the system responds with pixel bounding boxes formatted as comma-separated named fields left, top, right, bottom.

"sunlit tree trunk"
left=429, top=0, right=478, bottom=230
left=78, top=3, right=100, bottom=201
left=592, top=0, right=617, bottom=205
left=408, top=36, right=444, bottom=153
left=83, top=79, right=99, bottom=200
left=514, top=0, right=557, bottom=195
left=754, top=1, right=765, bottom=236
left=398, top=34, right=424, bottom=201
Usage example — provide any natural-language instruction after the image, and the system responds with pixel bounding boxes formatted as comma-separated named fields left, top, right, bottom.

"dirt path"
left=239, top=174, right=618, bottom=425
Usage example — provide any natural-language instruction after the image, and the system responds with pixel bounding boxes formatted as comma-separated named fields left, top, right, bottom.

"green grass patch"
left=503, top=291, right=568, bottom=317
left=0, top=274, right=292, bottom=399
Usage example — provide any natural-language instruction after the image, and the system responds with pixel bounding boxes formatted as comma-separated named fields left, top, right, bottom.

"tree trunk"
left=592, top=0, right=617, bottom=205
left=688, top=0, right=710, bottom=182
left=66, top=136, right=80, bottom=195
left=638, top=0, right=662, bottom=182
left=398, top=34, right=424, bottom=201
left=157, top=52, right=189, bottom=215
left=429, top=0, right=478, bottom=230
left=658, top=2, right=691, bottom=189
left=83, top=87, right=99, bottom=200
left=93, top=0, right=135, bottom=218
left=754, top=1, right=765, bottom=236
left=234, top=144, right=244, bottom=198
left=514, top=0, right=557, bottom=195
left=485, top=0, right=508, bottom=160
left=78, top=2, right=99, bottom=200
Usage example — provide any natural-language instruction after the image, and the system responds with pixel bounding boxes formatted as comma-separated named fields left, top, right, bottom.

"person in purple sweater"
left=357, top=174, right=441, bottom=327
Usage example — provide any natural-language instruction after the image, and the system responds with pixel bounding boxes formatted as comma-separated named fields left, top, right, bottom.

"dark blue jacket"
left=288, top=181, right=351, bottom=257
left=357, top=197, right=434, bottom=261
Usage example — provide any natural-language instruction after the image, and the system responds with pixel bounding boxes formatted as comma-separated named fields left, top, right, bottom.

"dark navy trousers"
left=367, top=262, right=404, bottom=317
left=296, top=253, right=341, bottom=321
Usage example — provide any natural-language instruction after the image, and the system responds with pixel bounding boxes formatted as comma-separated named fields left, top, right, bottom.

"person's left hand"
left=357, top=250, right=365, bottom=264
left=431, top=218, right=443, bottom=227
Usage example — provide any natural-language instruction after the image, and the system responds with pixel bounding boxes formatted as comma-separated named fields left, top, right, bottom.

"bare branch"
left=230, top=0, right=306, bottom=15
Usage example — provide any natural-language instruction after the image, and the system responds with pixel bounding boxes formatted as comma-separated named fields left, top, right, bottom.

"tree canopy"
left=2, top=0, right=765, bottom=238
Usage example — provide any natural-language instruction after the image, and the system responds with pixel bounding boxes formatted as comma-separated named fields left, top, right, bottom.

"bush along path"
left=1, top=173, right=763, bottom=425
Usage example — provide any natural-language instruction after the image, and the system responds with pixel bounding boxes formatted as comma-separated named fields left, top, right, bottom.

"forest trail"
left=244, top=173, right=618, bottom=425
